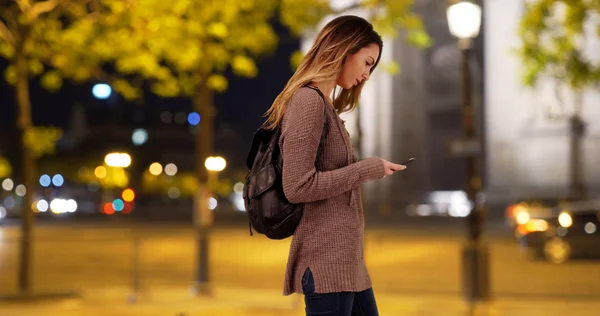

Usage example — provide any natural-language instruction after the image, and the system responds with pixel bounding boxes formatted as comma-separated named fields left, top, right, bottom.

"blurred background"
left=1, top=0, right=600, bottom=315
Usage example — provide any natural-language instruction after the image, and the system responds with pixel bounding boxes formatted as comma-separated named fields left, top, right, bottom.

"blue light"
left=92, top=83, right=112, bottom=99
left=112, top=199, right=125, bottom=212
left=132, top=128, right=148, bottom=146
left=188, top=112, right=201, bottom=126
left=52, top=174, right=64, bottom=187
left=39, top=174, right=51, bottom=187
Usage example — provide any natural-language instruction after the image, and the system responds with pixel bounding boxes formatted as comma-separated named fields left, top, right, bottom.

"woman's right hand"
left=382, top=159, right=406, bottom=177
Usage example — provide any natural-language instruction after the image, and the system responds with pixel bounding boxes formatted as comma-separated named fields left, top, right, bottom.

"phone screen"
left=401, top=157, right=416, bottom=165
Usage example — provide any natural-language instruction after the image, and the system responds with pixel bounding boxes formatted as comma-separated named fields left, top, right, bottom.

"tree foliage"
left=518, top=0, right=600, bottom=90
left=1, top=0, right=430, bottom=102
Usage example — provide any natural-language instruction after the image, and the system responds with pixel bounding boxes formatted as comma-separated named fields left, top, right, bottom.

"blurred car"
left=516, top=199, right=600, bottom=264
left=405, top=190, right=473, bottom=218
left=505, top=197, right=571, bottom=238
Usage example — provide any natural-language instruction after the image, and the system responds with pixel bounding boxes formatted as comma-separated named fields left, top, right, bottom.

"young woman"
left=263, top=15, right=407, bottom=316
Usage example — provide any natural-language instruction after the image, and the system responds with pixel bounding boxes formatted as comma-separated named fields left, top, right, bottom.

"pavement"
left=1, top=222, right=600, bottom=315
left=2, top=284, right=600, bottom=316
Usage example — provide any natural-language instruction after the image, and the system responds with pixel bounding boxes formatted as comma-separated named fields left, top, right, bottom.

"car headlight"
left=516, top=210, right=530, bottom=225
left=558, top=212, right=573, bottom=228
left=526, top=219, right=548, bottom=232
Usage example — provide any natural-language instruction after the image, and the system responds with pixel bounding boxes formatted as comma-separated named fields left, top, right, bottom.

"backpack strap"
left=305, top=86, right=328, bottom=159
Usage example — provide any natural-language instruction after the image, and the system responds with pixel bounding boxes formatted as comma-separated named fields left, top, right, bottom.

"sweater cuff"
left=356, top=157, right=385, bottom=183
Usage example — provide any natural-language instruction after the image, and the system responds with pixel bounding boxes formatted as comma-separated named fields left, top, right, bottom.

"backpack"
left=243, top=86, right=328, bottom=239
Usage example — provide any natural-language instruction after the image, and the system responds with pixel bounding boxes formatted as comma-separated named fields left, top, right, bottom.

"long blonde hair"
left=263, top=15, right=383, bottom=130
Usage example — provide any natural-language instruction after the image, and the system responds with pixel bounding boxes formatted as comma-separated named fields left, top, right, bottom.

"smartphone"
left=401, top=157, right=416, bottom=165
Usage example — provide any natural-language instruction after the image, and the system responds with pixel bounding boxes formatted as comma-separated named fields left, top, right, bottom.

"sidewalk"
left=2, top=285, right=600, bottom=316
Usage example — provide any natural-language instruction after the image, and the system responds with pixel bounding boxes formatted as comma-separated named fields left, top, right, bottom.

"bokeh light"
left=168, top=187, right=180, bottom=199
left=49, top=198, right=77, bottom=214
left=15, top=184, right=26, bottom=197
left=2, top=178, right=14, bottom=191
left=52, top=174, right=64, bottom=187
left=92, top=83, right=112, bottom=99
left=112, top=199, right=125, bottom=212
left=205, top=156, right=226, bottom=172
left=95, top=166, right=107, bottom=178
left=66, top=199, right=78, bottom=213
left=188, top=112, right=201, bottom=125
left=122, top=188, right=135, bottom=202
left=165, top=163, right=178, bottom=176
left=104, top=153, right=131, bottom=168
left=50, top=199, right=64, bottom=214
left=208, top=197, right=218, bottom=210
left=36, top=199, right=49, bottom=212
left=103, top=202, right=115, bottom=215
left=39, top=174, right=51, bottom=187
left=122, top=202, right=133, bottom=214
left=132, top=128, right=148, bottom=146
left=149, top=162, right=163, bottom=176
left=233, top=182, right=244, bottom=194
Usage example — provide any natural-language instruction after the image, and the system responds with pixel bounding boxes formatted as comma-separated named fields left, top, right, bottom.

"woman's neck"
left=309, top=81, right=335, bottom=104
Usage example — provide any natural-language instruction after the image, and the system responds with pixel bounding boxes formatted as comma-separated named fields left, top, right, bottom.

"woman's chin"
left=339, top=82, right=354, bottom=90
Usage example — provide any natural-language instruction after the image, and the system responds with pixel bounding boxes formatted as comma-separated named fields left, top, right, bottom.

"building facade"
left=484, top=0, right=600, bottom=201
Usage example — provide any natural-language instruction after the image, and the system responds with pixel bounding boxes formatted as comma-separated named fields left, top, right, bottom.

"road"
left=0, top=221, right=599, bottom=301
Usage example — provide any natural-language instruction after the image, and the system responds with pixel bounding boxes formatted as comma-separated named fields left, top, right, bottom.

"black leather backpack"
left=243, top=86, right=327, bottom=239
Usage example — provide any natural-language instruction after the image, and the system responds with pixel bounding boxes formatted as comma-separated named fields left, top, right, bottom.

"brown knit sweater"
left=279, top=87, right=385, bottom=295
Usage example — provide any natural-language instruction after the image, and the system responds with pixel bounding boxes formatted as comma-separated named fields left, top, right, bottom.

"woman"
left=263, top=15, right=407, bottom=316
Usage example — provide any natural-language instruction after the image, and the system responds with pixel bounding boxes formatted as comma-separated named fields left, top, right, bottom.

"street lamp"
left=204, top=156, right=226, bottom=172
left=446, top=0, right=489, bottom=303
left=104, top=152, right=132, bottom=168
left=193, top=155, right=227, bottom=295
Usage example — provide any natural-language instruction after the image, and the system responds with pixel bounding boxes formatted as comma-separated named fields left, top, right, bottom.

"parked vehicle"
left=516, top=200, right=600, bottom=264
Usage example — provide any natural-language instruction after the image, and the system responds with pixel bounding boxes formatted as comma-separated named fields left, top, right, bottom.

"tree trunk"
left=569, top=92, right=586, bottom=200
left=192, top=81, right=214, bottom=294
left=15, top=45, right=35, bottom=294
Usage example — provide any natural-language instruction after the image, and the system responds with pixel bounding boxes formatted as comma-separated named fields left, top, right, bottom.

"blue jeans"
left=302, top=268, right=379, bottom=316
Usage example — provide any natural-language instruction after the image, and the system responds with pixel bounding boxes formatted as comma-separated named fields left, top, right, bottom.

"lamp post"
left=193, top=155, right=226, bottom=294
left=446, top=1, right=489, bottom=302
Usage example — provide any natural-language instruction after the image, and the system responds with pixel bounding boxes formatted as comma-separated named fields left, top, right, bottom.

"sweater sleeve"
left=280, top=89, right=385, bottom=204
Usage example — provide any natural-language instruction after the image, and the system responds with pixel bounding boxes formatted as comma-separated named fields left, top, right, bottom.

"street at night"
left=1, top=219, right=599, bottom=315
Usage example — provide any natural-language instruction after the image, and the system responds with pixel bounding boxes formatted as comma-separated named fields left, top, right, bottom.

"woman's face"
left=337, top=43, right=380, bottom=89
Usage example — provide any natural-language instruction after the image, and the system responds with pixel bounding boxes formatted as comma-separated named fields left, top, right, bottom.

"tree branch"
left=0, top=19, right=15, bottom=46
left=15, top=0, right=32, bottom=12
left=26, top=0, right=61, bottom=21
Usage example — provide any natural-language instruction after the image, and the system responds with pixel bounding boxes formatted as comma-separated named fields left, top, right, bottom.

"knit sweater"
left=279, top=87, right=386, bottom=295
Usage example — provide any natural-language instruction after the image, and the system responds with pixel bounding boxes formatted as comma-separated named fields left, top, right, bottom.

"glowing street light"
left=104, top=152, right=132, bottom=168
left=447, top=1, right=482, bottom=41
left=204, top=156, right=226, bottom=172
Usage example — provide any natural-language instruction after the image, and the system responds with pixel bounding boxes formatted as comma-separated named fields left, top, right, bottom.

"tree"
left=518, top=0, right=600, bottom=199
left=0, top=0, right=92, bottom=294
